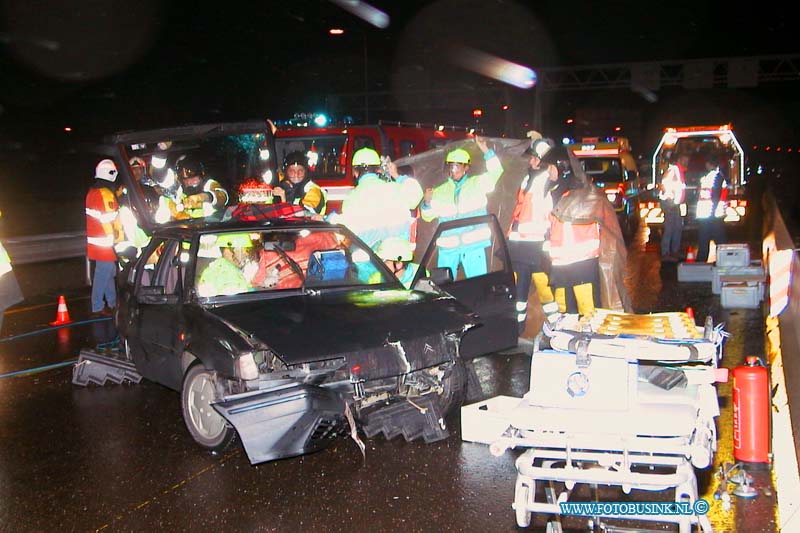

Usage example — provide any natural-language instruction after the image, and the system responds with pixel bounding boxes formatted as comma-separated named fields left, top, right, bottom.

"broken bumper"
left=213, top=384, right=346, bottom=464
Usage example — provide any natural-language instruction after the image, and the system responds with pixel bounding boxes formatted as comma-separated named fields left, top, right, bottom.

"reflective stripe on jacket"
left=85, top=184, right=119, bottom=262
left=548, top=216, right=600, bottom=266
left=421, top=150, right=503, bottom=249
left=658, top=164, right=686, bottom=205
left=337, top=173, right=422, bottom=249
left=509, top=168, right=552, bottom=242
left=696, top=168, right=729, bottom=219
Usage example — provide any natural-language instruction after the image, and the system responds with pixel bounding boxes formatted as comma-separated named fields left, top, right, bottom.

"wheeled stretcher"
left=461, top=310, right=728, bottom=533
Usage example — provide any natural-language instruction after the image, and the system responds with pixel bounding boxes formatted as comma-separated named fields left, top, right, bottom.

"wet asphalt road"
left=0, top=223, right=779, bottom=532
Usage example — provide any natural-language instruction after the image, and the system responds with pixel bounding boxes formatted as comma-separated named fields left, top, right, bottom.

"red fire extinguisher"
left=733, top=356, right=770, bottom=463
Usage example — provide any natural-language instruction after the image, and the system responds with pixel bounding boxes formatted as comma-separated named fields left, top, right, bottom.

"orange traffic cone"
left=685, top=307, right=695, bottom=320
left=685, top=246, right=696, bottom=263
left=49, top=295, right=72, bottom=326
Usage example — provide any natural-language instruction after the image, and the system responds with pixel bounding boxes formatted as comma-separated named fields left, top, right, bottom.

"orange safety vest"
left=509, top=171, right=552, bottom=243
left=548, top=215, right=600, bottom=266
left=85, top=185, right=120, bottom=262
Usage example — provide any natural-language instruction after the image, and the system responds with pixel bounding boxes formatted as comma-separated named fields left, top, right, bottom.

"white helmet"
left=95, top=159, right=118, bottom=182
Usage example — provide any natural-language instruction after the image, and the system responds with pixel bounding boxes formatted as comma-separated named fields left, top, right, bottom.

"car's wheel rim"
left=186, top=372, right=226, bottom=440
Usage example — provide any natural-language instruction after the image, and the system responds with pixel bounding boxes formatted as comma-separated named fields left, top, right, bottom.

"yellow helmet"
left=445, top=148, right=471, bottom=165
left=352, top=147, right=381, bottom=167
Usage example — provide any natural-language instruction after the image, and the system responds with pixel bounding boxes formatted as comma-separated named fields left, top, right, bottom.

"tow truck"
left=273, top=117, right=478, bottom=210
left=639, top=124, right=748, bottom=227
left=565, top=136, right=643, bottom=238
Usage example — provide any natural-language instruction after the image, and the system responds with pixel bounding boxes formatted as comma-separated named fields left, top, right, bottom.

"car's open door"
left=413, top=214, right=517, bottom=359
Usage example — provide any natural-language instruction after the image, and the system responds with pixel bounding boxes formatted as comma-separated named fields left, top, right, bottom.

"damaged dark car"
left=112, top=217, right=514, bottom=464
left=73, top=121, right=518, bottom=465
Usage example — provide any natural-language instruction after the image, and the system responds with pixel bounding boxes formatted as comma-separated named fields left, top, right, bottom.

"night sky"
left=0, top=0, right=798, bottom=235
left=1, top=0, right=797, bottom=137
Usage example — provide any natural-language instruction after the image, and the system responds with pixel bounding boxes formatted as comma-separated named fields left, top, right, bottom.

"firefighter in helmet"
left=420, top=136, right=504, bottom=279
left=542, top=146, right=602, bottom=316
left=508, top=138, right=560, bottom=331
left=273, top=151, right=327, bottom=214
left=175, top=154, right=229, bottom=219
left=332, top=147, right=422, bottom=281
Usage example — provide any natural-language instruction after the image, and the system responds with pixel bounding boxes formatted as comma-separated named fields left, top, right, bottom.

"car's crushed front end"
left=207, top=289, right=476, bottom=464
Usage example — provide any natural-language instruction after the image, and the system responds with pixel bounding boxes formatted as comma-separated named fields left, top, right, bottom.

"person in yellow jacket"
left=331, top=147, right=422, bottom=281
left=272, top=151, right=327, bottom=214
left=0, top=208, right=24, bottom=332
left=420, top=137, right=503, bottom=278
left=368, top=237, right=426, bottom=289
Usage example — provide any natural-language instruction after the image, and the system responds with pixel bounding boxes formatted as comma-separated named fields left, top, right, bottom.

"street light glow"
left=329, top=28, right=345, bottom=35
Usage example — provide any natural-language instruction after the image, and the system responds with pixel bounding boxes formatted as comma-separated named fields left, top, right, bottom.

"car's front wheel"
left=181, top=364, right=236, bottom=452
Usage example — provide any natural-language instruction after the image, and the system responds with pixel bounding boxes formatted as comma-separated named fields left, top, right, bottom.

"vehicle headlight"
left=234, top=352, right=260, bottom=380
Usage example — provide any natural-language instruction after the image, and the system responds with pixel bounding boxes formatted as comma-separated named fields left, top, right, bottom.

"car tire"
left=438, top=359, right=467, bottom=416
left=181, top=364, right=236, bottom=452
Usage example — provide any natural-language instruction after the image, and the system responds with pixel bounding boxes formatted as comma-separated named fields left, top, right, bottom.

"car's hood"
left=208, top=289, right=476, bottom=371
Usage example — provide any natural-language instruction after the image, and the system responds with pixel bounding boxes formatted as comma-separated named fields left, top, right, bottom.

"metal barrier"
left=3, top=231, right=86, bottom=265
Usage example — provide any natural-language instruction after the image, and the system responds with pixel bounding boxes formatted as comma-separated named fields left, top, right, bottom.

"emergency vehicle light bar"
left=574, top=148, right=620, bottom=157
left=664, top=124, right=732, bottom=133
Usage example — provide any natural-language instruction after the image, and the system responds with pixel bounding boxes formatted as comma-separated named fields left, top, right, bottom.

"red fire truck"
left=273, top=119, right=477, bottom=210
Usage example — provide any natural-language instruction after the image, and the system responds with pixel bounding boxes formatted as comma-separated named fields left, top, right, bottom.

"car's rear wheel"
left=181, top=364, right=236, bottom=452
left=438, top=359, right=466, bottom=416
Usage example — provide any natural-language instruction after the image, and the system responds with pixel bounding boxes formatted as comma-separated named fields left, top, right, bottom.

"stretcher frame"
left=462, top=313, right=726, bottom=532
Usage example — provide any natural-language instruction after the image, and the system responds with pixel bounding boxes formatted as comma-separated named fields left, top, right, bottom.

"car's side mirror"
left=427, top=267, right=453, bottom=285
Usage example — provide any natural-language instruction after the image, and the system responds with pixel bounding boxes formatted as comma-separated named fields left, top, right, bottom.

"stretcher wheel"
left=514, top=481, right=532, bottom=527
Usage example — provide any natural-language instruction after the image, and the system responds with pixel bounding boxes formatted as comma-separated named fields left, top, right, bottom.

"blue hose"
left=0, top=317, right=112, bottom=344
left=0, top=359, right=78, bottom=379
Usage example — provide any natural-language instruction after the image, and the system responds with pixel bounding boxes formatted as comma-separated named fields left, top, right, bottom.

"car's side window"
left=137, top=240, right=166, bottom=288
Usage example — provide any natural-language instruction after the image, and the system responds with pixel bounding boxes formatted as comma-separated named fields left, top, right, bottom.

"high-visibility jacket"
left=85, top=182, right=120, bottom=262
left=696, top=167, right=729, bottom=219
left=509, top=168, right=552, bottom=243
left=114, top=188, right=151, bottom=256
left=275, top=178, right=327, bottom=215
left=420, top=150, right=503, bottom=249
left=548, top=214, right=601, bottom=267
left=181, top=179, right=229, bottom=219
left=658, top=163, right=686, bottom=205
left=334, top=173, right=422, bottom=249
left=197, top=257, right=251, bottom=297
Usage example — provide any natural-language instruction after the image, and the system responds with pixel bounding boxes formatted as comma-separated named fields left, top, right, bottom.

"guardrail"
left=4, top=231, right=86, bottom=265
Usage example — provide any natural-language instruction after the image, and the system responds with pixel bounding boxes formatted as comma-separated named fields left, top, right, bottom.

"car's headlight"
left=234, top=352, right=260, bottom=380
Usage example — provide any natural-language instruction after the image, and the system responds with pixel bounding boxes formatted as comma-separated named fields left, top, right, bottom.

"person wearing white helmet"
left=507, top=138, right=560, bottom=333
left=86, top=159, right=122, bottom=316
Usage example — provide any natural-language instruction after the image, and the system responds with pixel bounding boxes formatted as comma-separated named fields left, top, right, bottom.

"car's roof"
left=151, top=218, right=340, bottom=240
left=104, top=120, right=270, bottom=145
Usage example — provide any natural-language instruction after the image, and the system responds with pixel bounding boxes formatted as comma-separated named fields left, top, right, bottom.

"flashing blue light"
left=314, top=114, right=328, bottom=127
left=562, top=137, right=572, bottom=145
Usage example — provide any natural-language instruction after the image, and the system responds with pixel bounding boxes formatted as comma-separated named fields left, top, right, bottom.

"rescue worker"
left=115, top=157, right=153, bottom=263
left=0, top=208, right=24, bottom=332
left=196, top=234, right=254, bottom=297
left=420, top=137, right=503, bottom=278
left=273, top=151, right=327, bottom=214
left=369, top=236, right=424, bottom=289
left=659, top=152, right=688, bottom=263
left=508, top=138, right=560, bottom=331
left=175, top=155, right=229, bottom=219
left=543, top=146, right=602, bottom=316
left=695, top=155, right=728, bottom=262
left=333, top=147, right=422, bottom=280
left=86, top=159, right=122, bottom=316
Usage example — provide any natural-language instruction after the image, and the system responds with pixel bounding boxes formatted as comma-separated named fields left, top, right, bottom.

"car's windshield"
left=579, top=157, right=624, bottom=184
left=194, top=227, right=398, bottom=298
left=124, top=130, right=275, bottom=226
